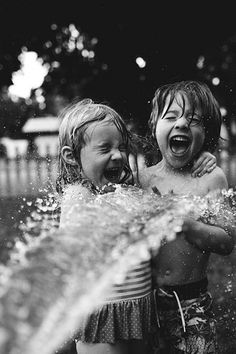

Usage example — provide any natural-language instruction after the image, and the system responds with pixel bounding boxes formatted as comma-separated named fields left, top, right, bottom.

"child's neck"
left=159, top=159, right=193, bottom=176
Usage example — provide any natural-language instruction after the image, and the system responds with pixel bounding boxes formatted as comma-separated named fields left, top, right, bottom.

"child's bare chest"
left=148, top=173, right=208, bottom=196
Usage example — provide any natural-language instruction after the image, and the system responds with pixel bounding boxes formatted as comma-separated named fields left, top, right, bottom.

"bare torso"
left=139, top=162, right=227, bottom=286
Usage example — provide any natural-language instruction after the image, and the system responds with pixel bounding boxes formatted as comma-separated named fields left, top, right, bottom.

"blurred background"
left=0, top=1, right=236, bottom=353
left=0, top=0, right=236, bottom=194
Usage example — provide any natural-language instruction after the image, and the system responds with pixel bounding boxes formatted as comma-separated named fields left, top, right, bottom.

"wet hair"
left=56, top=98, right=133, bottom=193
left=149, top=80, right=222, bottom=153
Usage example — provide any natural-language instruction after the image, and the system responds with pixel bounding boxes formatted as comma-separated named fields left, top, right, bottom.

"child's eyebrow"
left=163, top=109, right=179, bottom=117
left=165, top=109, right=178, bottom=114
left=96, top=141, right=110, bottom=146
left=164, top=109, right=200, bottom=117
left=187, top=111, right=201, bottom=117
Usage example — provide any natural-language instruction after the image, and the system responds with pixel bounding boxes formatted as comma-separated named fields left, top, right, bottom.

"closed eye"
left=99, top=147, right=110, bottom=153
left=186, top=114, right=202, bottom=125
left=119, top=144, right=126, bottom=152
left=164, top=115, right=177, bottom=120
left=98, top=143, right=111, bottom=153
left=190, top=117, right=201, bottom=123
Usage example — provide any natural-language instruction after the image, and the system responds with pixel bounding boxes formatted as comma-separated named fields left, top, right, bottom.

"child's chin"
left=105, top=179, right=120, bottom=185
left=104, top=174, right=121, bottom=185
left=101, top=183, right=117, bottom=193
left=100, top=178, right=117, bottom=187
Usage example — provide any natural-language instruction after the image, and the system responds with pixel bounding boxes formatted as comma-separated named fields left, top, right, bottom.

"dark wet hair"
left=149, top=80, right=222, bottom=153
left=56, top=98, right=133, bottom=193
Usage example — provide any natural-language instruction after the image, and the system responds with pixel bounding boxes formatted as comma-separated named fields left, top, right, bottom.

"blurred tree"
left=197, top=34, right=236, bottom=151
left=0, top=4, right=235, bottom=139
left=0, top=23, right=102, bottom=138
left=37, top=24, right=100, bottom=98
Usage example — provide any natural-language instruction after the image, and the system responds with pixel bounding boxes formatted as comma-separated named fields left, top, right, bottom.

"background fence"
left=0, top=155, right=58, bottom=197
left=0, top=152, right=235, bottom=197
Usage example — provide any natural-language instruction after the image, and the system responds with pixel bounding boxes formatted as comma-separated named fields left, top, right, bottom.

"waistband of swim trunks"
left=157, top=277, right=208, bottom=301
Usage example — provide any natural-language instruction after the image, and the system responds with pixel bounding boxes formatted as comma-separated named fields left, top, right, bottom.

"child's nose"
left=111, top=149, right=123, bottom=160
left=174, top=116, right=189, bottom=129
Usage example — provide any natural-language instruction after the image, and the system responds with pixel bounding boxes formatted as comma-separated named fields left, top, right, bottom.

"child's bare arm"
left=191, top=151, right=216, bottom=178
left=182, top=217, right=235, bottom=255
left=184, top=165, right=235, bottom=254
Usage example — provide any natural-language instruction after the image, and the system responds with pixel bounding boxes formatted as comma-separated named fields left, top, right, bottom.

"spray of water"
left=0, top=185, right=235, bottom=354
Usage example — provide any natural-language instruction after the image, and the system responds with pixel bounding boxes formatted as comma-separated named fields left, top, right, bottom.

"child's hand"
left=177, top=217, right=199, bottom=244
left=191, top=151, right=217, bottom=178
left=128, top=153, right=146, bottom=186
left=128, top=153, right=140, bottom=186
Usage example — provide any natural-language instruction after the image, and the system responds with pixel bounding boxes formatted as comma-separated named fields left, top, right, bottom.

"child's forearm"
left=183, top=218, right=235, bottom=255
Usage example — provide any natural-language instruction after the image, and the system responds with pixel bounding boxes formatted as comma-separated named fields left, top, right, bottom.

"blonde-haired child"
left=57, top=98, right=154, bottom=354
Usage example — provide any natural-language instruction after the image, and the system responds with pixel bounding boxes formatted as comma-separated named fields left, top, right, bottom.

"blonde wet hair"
left=56, top=98, right=133, bottom=193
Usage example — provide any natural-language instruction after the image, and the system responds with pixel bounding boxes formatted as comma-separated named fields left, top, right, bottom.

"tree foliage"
left=0, top=17, right=236, bottom=140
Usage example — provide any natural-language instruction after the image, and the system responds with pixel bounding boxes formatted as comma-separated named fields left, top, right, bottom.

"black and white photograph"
left=0, top=1, right=236, bottom=353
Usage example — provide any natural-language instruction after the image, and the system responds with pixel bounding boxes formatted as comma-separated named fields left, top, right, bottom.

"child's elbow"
left=228, top=236, right=235, bottom=254
left=216, top=226, right=235, bottom=255
left=220, top=237, right=235, bottom=255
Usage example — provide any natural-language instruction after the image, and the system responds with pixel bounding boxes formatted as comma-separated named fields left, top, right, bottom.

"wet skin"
left=80, top=119, right=128, bottom=188
left=139, top=93, right=231, bottom=286
left=155, top=92, right=205, bottom=171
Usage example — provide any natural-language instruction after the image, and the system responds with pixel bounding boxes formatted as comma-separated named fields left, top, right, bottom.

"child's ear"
left=61, top=146, right=78, bottom=166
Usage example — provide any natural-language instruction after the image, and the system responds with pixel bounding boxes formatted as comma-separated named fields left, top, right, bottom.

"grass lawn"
left=0, top=196, right=236, bottom=354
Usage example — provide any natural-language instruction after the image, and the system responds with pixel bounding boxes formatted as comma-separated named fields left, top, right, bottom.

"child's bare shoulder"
left=142, top=163, right=163, bottom=177
left=204, top=165, right=228, bottom=192
left=139, top=163, right=162, bottom=189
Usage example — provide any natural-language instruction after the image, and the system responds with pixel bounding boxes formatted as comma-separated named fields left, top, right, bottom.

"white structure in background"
left=0, top=116, right=61, bottom=158
left=22, top=116, right=61, bottom=157
left=0, top=137, right=28, bottom=158
left=0, top=116, right=61, bottom=196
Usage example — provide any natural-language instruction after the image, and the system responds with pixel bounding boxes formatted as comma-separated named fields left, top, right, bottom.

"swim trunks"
left=154, top=278, right=217, bottom=353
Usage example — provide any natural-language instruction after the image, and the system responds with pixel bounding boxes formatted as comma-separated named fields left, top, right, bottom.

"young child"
left=139, top=80, right=235, bottom=353
left=56, top=97, right=217, bottom=354
left=57, top=98, right=156, bottom=354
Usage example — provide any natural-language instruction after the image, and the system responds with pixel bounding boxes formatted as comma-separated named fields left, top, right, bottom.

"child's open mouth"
left=104, top=167, right=121, bottom=183
left=169, top=135, right=191, bottom=155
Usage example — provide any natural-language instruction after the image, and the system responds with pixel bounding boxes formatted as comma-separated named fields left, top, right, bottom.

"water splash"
left=0, top=185, right=235, bottom=354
